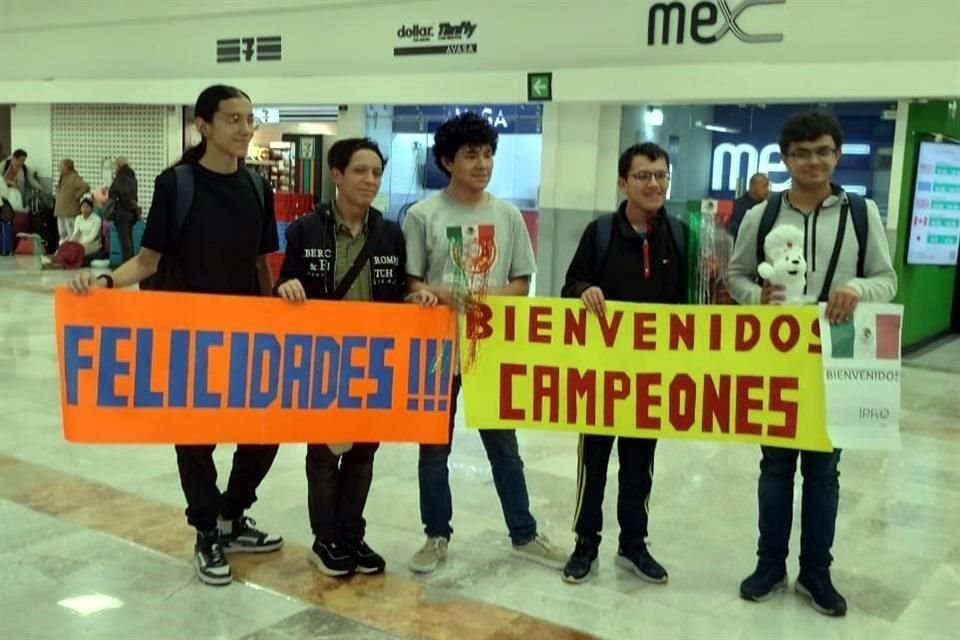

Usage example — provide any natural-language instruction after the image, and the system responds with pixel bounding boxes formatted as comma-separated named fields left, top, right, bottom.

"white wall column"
left=321, top=104, right=367, bottom=204
left=10, top=103, right=52, bottom=184
left=537, top=103, right=622, bottom=295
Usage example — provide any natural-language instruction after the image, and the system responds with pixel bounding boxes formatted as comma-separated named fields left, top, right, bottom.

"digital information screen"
left=906, top=141, right=960, bottom=266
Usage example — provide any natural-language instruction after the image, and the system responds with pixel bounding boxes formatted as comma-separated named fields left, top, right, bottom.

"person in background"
left=109, top=156, right=139, bottom=262
left=559, top=143, right=685, bottom=585
left=68, top=84, right=283, bottom=587
left=44, top=193, right=101, bottom=269
left=728, top=112, right=897, bottom=617
left=54, top=159, right=90, bottom=245
left=0, top=179, right=26, bottom=214
left=728, top=173, right=770, bottom=240
left=276, top=137, right=435, bottom=578
left=403, top=112, right=567, bottom=575
left=2, top=149, right=43, bottom=198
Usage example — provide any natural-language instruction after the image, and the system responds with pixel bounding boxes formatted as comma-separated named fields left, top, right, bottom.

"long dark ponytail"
left=176, top=84, right=251, bottom=166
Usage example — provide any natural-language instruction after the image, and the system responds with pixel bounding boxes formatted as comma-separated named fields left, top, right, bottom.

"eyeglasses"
left=788, top=147, right=837, bottom=162
left=217, top=112, right=259, bottom=131
left=629, top=171, right=671, bottom=184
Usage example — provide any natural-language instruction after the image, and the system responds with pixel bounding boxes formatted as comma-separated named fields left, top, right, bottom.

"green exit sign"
left=527, top=72, right=552, bottom=102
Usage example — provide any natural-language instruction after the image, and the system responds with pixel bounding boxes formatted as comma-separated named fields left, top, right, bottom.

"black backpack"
left=755, top=192, right=868, bottom=302
left=140, top=164, right=265, bottom=290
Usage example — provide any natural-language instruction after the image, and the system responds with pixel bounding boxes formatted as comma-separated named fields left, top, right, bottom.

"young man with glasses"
left=728, top=112, right=896, bottom=616
left=559, top=143, right=687, bottom=584
left=69, top=85, right=283, bottom=587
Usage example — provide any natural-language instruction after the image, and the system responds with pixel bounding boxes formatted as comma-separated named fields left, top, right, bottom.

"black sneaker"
left=562, top=540, right=599, bottom=584
left=219, top=516, right=284, bottom=554
left=344, top=539, right=386, bottom=575
left=740, top=562, right=788, bottom=602
left=310, top=540, right=357, bottom=578
left=796, top=570, right=847, bottom=617
left=194, top=531, right=232, bottom=586
left=615, top=544, right=668, bottom=584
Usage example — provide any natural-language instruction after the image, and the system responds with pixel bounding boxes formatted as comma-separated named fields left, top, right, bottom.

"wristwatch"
left=96, top=274, right=115, bottom=289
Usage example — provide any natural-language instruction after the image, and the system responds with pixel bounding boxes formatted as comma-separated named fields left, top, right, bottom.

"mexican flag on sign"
left=829, top=313, right=901, bottom=360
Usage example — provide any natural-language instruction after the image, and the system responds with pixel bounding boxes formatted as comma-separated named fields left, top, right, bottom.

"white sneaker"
left=512, top=533, right=567, bottom=570
left=409, top=536, right=448, bottom=574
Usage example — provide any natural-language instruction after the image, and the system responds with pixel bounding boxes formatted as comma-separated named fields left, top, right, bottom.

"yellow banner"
left=461, top=298, right=831, bottom=452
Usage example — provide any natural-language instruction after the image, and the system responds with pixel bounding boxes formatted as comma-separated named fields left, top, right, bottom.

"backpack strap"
left=664, top=213, right=686, bottom=259
left=847, top=193, right=868, bottom=278
left=593, top=212, right=615, bottom=277
left=173, top=164, right=195, bottom=240
left=819, top=203, right=850, bottom=302
left=756, top=194, right=783, bottom=265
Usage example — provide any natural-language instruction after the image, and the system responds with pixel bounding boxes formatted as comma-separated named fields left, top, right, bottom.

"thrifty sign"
left=461, top=297, right=832, bottom=452
left=55, top=289, right=455, bottom=444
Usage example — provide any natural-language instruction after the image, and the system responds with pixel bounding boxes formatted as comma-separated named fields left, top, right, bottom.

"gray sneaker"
left=512, top=534, right=567, bottom=570
left=409, top=537, right=448, bottom=574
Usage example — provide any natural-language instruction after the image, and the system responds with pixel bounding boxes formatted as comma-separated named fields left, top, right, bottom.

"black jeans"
left=306, top=443, right=379, bottom=542
left=114, top=214, right=135, bottom=263
left=175, top=444, right=279, bottom=532
left=756, top=446, right=842, bottom=572
left=573, top=434, right=657, bottom=548
left=418, top=375, right=538, bottom=545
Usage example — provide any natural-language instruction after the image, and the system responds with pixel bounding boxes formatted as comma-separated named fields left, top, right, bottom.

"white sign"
left=906, top=141, right=960, bottom=266
left=256, top=108, right=281, bottom=124
left=711, top=142, right=872, bottom=194
left=819, top=304, right=903, bottom=451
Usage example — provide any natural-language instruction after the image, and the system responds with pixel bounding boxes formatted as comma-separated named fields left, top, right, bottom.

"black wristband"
left=97, top=274, right=115, bottom=289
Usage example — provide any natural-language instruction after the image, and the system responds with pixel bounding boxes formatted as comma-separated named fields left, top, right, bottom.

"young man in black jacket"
left=560, top=143, right=687, bottom=584
left=276, top=138, right=436, bottom=577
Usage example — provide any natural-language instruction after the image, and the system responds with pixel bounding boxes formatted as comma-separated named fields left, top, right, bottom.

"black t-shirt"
left=141, top=164, right=279, bottom=295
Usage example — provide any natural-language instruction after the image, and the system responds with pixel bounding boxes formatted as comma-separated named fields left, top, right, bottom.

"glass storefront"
left=365, top=104, right=543, bottom=222
left=620, top=102, right=897, bottom=219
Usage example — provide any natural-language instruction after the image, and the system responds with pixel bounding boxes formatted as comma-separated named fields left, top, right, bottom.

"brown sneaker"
left=409, top=536, right=448, bottom=574
left=512, top=534, right=567, bottom=570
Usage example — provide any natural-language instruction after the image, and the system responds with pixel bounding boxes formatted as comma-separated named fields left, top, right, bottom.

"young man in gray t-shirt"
left=403, top=112, right=566, bottom=574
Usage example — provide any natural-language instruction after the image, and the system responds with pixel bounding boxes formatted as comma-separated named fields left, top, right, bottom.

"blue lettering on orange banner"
left=134, top=329, right=164, bottom=408
left=282, top=334, right=313, bottom=410
left=97, top=327, right=131, bottom=407
left=311, top=337, right=339, bottom=409
left=62, top=327, right=449, bottom=412
left=63, top=325, right=94, bottom=405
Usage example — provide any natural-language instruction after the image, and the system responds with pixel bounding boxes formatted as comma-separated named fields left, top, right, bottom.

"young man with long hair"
left=69, top=85, right=283, bottom=586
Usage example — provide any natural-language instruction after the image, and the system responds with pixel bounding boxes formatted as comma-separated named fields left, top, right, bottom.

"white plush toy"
left=757, top=225, right=812, bottom=305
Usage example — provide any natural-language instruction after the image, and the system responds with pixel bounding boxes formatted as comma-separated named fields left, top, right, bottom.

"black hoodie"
left=277, top=202, right=407, bottom=302
left=562, top=203, right=687, bottom=304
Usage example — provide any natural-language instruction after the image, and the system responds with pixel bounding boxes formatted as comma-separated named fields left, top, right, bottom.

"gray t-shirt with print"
left=403, top=191, right=536, bottom=292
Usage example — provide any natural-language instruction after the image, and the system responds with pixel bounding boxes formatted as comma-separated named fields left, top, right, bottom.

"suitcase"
left=0, top=220, right=13, bottom=256
left=31, top=208, right=58, bottom=255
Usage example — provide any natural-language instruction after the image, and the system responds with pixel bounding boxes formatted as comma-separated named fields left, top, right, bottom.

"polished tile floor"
left=1, top=254, right=958, bottom=640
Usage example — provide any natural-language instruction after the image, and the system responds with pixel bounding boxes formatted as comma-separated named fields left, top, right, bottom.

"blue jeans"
left=756, top=446, right=842, bottom=572
left=418, top=376, right=538, bottom=545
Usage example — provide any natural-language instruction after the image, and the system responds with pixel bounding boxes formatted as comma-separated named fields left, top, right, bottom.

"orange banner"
left=55, top=289, right=455, bottom=444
